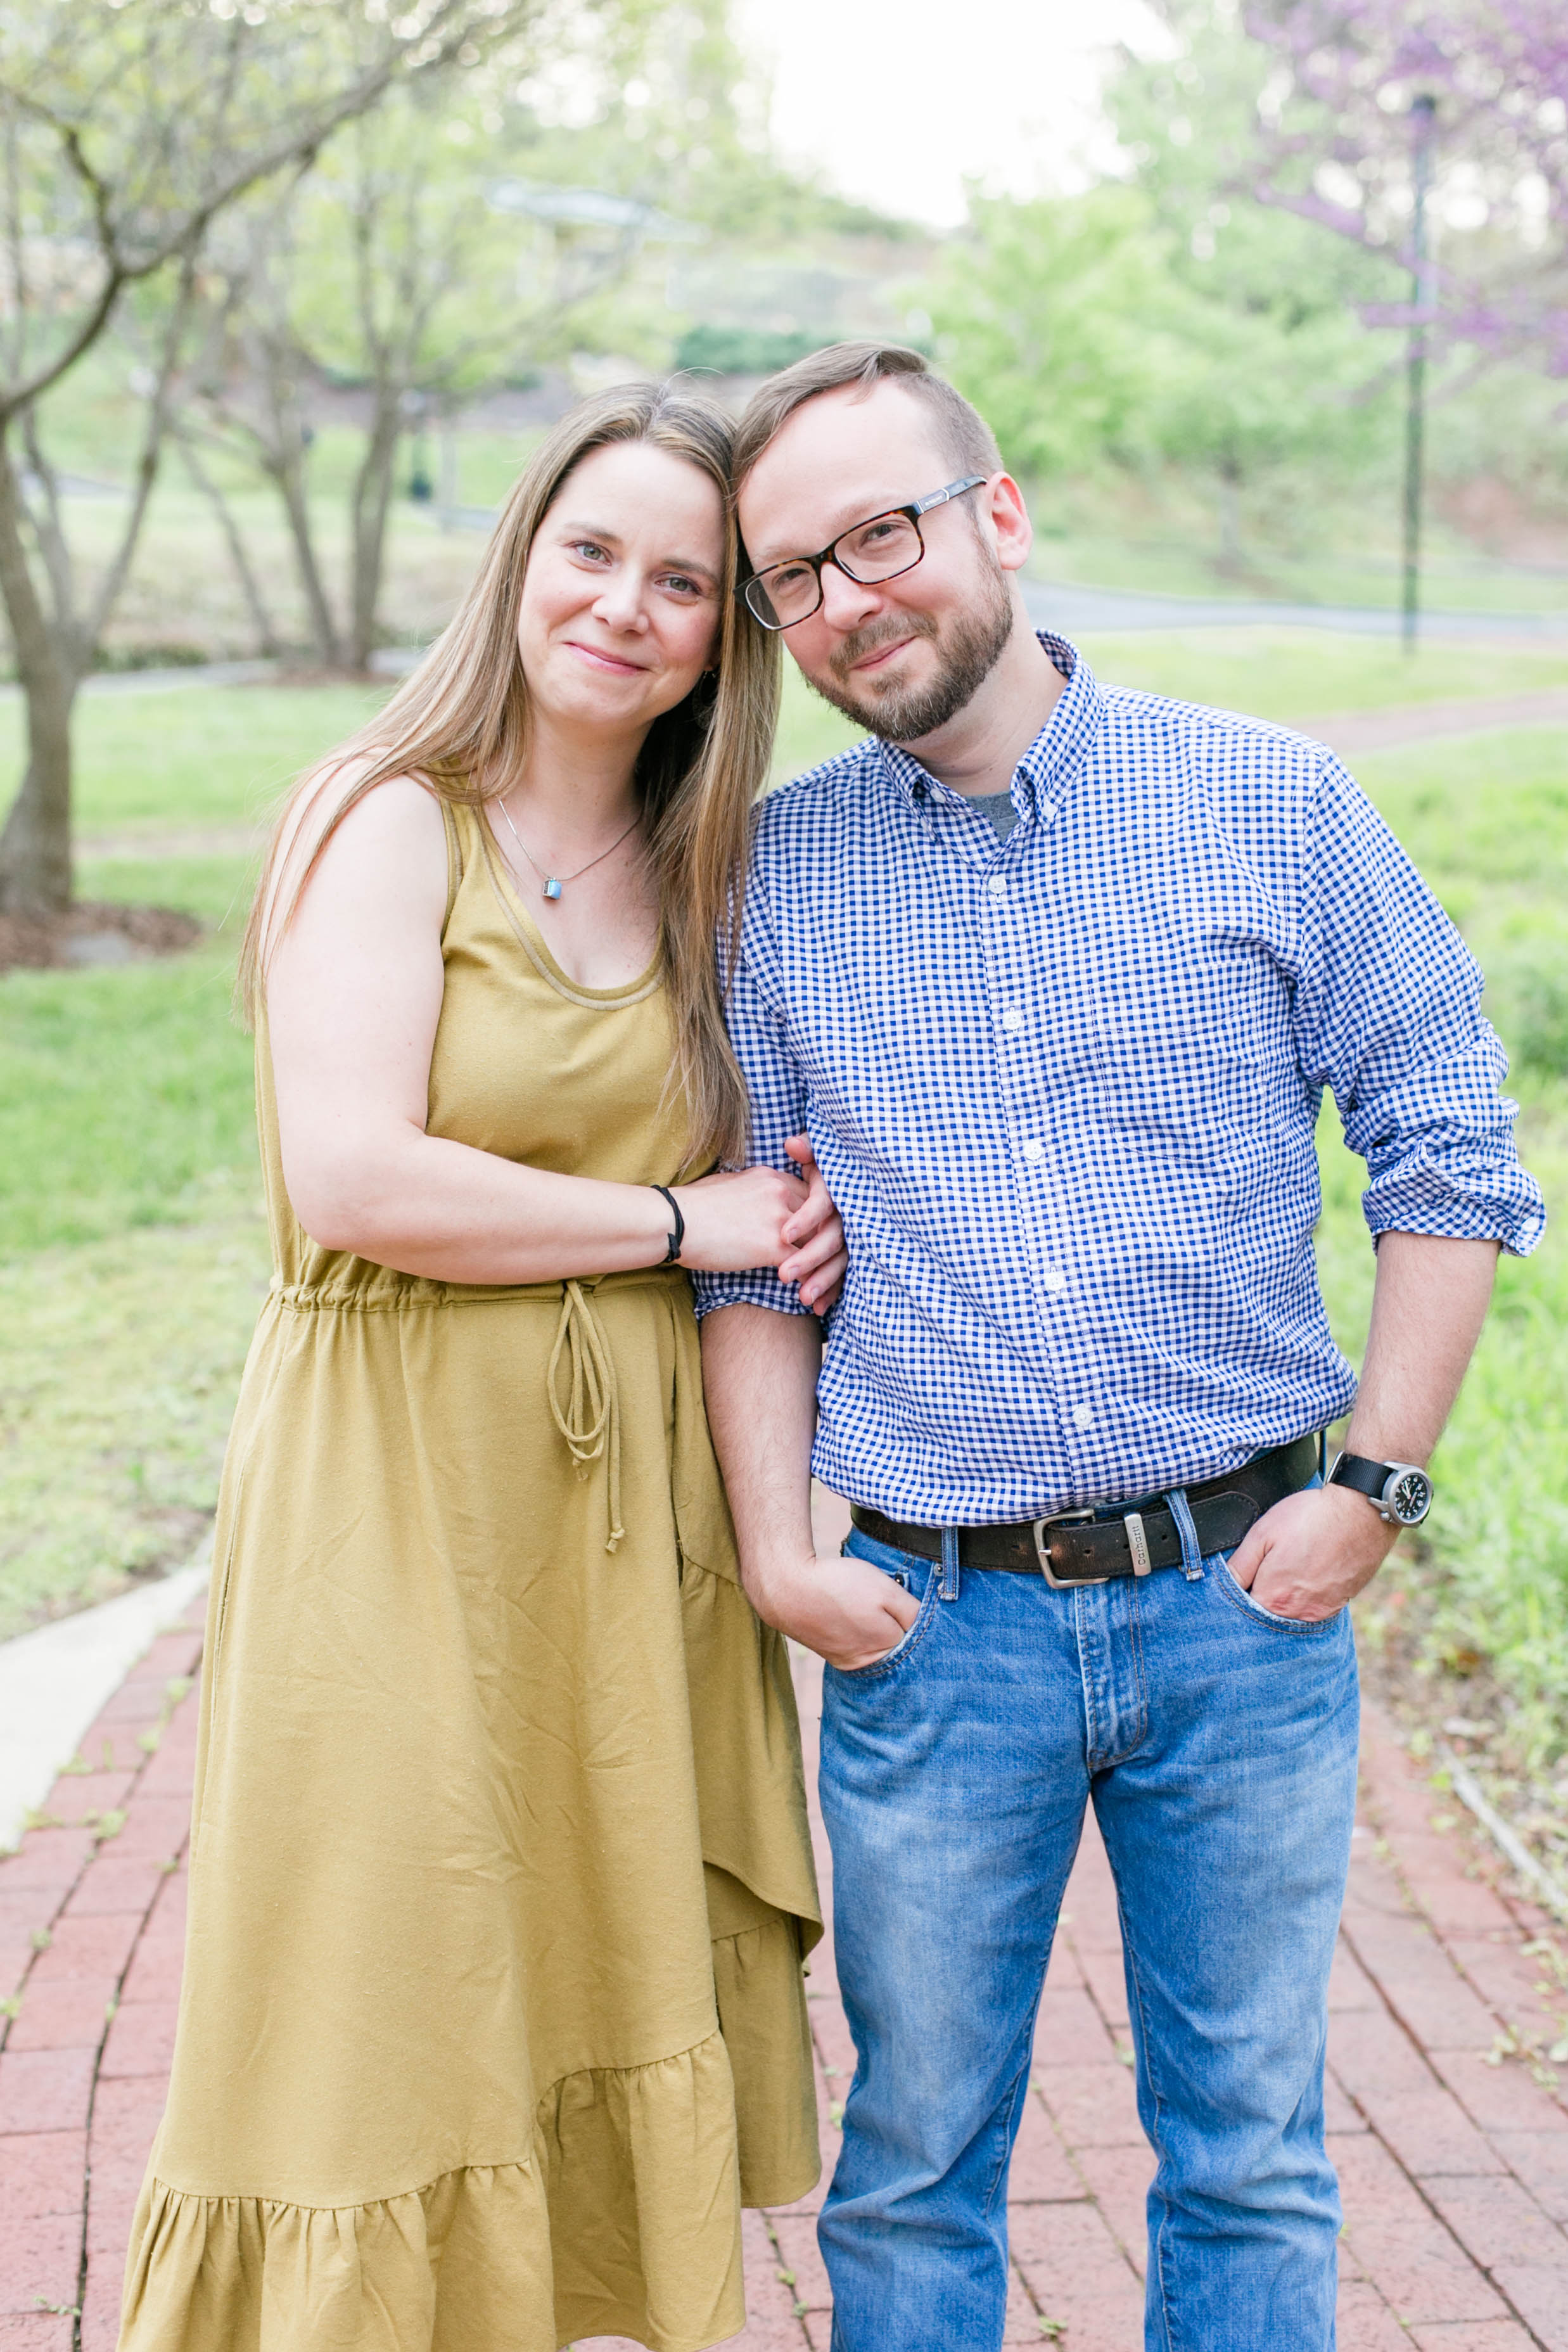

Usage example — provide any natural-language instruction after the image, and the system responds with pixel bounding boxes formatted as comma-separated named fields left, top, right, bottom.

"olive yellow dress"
left=120, top=803, right=822, bottom=2352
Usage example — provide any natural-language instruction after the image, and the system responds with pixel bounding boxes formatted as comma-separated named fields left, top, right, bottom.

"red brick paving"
left=2, top=1571, right=1565, bottom=2351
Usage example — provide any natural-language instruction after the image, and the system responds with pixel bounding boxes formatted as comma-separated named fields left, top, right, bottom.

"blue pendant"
left=542, top=877, right=563, bottom=900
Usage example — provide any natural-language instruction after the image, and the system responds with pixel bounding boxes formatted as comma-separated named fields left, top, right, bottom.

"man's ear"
left=986, top=473, right=1034, bottom=577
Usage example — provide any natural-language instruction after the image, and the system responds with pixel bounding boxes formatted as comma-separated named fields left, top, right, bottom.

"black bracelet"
left=650, top=1184, right=684, bottom=1265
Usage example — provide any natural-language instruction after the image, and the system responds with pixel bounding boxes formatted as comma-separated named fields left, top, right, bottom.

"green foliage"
left=1109, top=0, right=1568, bottom=520
left=673, top=324, right=825, bottom=375
left=927, top=187, right=1175, bottom=479
left=280, top=93, right=559, bottom=407
left=1107, top=0, right=1393, bottom=321
left=926, top=175, right=1387, bottom=528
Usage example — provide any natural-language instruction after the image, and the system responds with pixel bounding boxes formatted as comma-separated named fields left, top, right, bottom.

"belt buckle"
left=1031, top=1508, right=1106, bottom=1589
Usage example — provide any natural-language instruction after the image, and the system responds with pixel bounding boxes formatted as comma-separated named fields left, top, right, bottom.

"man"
left=695, top=342, right=1543, bottom=2352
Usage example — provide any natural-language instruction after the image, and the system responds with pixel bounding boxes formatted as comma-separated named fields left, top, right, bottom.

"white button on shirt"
left=1041, top=1266, right=1068, bottom=1294
left=1019, top=1138, right=1045, bottom=1163
left=1072, top=1403, right=1095, bottom=1431
left=1002, top=1006, right=1024, bottom=1034
left=987, top=876, right=1007, bottom=901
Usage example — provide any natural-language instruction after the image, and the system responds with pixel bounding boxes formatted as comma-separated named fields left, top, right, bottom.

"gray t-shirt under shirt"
left=970, top=790, right=1018, bottom=839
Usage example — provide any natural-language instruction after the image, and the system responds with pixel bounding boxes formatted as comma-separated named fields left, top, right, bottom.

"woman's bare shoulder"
left=262, top=765, right=451, bottom=957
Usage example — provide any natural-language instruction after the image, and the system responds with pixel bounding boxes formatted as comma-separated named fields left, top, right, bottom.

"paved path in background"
left=3, top=1575, right=1567, bottom=2351
left=1290, top=687, right=1568, bottom=759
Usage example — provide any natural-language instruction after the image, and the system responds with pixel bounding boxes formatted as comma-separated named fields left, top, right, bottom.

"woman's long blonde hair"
left=238, top=380, right=780, bottom=1169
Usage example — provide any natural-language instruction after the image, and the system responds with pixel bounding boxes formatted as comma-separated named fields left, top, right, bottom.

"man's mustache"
left=828, top=613, right=938, bottom=685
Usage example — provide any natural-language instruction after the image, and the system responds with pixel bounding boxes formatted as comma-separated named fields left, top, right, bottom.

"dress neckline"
left=478, top=805, right=663, bottom=1008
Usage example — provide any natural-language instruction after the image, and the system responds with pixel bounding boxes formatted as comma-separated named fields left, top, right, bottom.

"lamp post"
left=1401, top=93, right=1437, bottom=653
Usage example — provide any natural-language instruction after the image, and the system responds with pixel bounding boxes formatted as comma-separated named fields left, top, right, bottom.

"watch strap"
left=1329, top=1452, right=1391, bottom=1503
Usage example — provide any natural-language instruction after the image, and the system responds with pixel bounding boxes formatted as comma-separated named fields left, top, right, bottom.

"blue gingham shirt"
left=693, top=636, right=1545, bottom=1523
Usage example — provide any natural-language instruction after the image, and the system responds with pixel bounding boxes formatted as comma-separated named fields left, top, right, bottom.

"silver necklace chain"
left=494, top=794, right=641, bottom=902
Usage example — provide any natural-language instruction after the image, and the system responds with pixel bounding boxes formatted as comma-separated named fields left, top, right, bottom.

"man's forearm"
left=700, top=1303, right=822, bottom=1607
left=700, top=1302, right=921, bottom=1668
left=1230, top=1229, right=1500, bottom=1618
left=1346, top=1230, right=1500, bottom=1463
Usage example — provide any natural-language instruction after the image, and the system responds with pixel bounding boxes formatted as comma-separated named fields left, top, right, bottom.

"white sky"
left=732, top=0, right=1171, bottom=229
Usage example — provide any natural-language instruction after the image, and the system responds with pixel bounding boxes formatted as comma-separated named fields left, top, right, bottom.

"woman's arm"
left=265, top=781, right=829, bottom=1288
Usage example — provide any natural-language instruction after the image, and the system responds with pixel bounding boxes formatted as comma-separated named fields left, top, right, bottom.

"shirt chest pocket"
left=1096, top=933, right=1286, bottom=1153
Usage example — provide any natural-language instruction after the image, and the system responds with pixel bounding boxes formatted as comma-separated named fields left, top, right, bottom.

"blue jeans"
left=819, top=1511, right=1359, bottom=2352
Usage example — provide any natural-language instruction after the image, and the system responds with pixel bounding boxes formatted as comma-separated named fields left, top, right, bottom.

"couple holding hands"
left=120, top=345, right=1541, bottom=2352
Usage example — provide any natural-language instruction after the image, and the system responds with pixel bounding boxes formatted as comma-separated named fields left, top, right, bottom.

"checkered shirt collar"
left=874, top=632, right=1100, bottom=824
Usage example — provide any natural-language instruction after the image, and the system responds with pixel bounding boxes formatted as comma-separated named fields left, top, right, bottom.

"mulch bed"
left=0, top=899, right=202, bottom=975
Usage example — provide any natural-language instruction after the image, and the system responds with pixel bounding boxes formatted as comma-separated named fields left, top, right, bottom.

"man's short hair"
left=731, top=342, right=1002, bottom=494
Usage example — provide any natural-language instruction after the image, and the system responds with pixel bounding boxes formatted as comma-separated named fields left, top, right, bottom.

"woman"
left=120, top=383, right=839, bottom=2352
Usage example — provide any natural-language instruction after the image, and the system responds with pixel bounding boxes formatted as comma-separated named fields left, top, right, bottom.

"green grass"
left=0, top=911, right=257, bottom=1258
left=0, top=681, right=391, bottom=840
left=1, top=654, right=1565, bottom=1718
left=0, top=1215, right=270, bottom=1635
left=1080, top=629, right=1568, bottom=720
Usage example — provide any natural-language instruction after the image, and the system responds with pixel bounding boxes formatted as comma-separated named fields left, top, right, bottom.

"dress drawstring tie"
left=547, top=1280, right=625, bottom=1552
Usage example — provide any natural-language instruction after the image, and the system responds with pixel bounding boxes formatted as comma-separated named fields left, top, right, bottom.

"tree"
left=1104, top=3, right=1396, bottom=562
left=0, top=0, right=542, bottom=917
left=1237, top=1, right=1568, bottom=376
left=926, top=187, right=1176, bottom=481
left=182, top=86, right=667, bottom=674
left=926, top=175, right=1387, bottom=568
left=163, top=0, right=836, bottom=679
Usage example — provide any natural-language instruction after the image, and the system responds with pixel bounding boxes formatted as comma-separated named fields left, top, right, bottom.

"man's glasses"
left=737, top=475, right=988, bottom=632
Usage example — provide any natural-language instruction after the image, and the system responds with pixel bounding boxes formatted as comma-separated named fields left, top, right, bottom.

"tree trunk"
left=176, top=425, right=280, bottom=657
left=347, top=384, right=402, bottom=674
left=1216, top=456, right=1243, bottom=574
left=270, top=445, right=341, bottom=667
left=0, top=432, right=80, bottom=913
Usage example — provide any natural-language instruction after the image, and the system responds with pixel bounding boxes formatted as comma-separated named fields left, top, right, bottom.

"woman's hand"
left=778, top=1133, right=846, bottom=1312
left=673, top=1133, right=847, bottom=1310
left=674, top=1163, right=810, bottom=1274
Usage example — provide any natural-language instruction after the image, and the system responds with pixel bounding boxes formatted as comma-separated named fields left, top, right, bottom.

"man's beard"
left=808, top=558, right=1014, bottom=743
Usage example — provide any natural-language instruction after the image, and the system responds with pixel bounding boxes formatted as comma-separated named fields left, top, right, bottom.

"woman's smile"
left=561, top=636, right=653, bottom=675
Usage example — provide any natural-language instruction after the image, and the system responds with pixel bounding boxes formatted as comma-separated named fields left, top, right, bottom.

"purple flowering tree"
left=1240, top=1, right=1567, bottom=376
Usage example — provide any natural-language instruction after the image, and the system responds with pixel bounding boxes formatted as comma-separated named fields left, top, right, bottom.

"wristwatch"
left=1329, top=1451, right=1434, bottom=1527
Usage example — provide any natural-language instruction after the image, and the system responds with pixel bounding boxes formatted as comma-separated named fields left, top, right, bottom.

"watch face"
left=1386, top=1468, right=1432, bottom=1526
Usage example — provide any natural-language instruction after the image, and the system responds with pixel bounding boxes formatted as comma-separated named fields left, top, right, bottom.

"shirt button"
left=1020, top=1138, right=1045, bottom=1163
left=1041, top=1265, right=1067, bottom=1294
left=1072, top=1402, right=1095, bottom=1431
left=988, top=876, right=1006, bottom=901
left=1002, top=1006, right=1024, bottom=1033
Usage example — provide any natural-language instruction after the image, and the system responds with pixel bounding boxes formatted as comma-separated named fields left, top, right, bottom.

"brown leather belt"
left=850, top=1434, right=1322, bottom=1589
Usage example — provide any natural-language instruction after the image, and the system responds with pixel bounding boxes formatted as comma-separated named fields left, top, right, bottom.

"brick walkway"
left=3, top=1588, right=1567, bottom=2351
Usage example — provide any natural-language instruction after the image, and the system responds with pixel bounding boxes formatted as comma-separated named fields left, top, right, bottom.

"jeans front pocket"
left=1213, top=1550, right=1345, bottom=1637
left=826, top=1528, right=945, bottom=1685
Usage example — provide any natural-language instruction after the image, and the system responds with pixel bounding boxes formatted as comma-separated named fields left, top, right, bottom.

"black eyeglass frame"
left=736, top=475, right=988, bottom=630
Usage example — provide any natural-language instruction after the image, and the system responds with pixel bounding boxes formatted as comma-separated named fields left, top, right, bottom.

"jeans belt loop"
left=939, top=1526, right=962, bottom=1602
left=1165, top=1486, right=1206, bottom=1580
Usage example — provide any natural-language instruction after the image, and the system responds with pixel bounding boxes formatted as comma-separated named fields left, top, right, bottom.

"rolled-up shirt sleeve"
left=691, top=900, right=815, bottom=1322
left=1295, top=754, right=1546, bottom=1256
